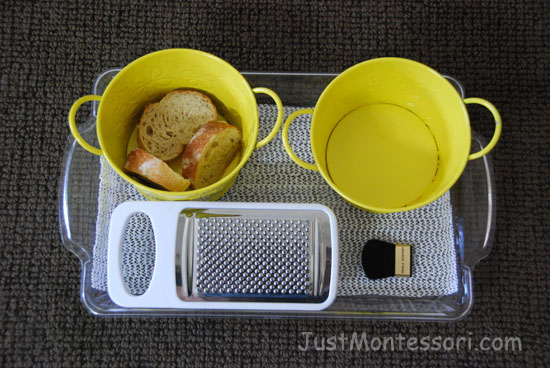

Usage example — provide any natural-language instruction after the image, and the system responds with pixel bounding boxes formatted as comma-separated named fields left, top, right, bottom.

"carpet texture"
left=1, top=0, right=548, bottom=366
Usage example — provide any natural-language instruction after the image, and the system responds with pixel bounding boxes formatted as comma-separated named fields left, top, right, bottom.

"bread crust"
left=181, top=121, right=242, bottom=189
left=124, top=148, right=190, bottom=192
left=137, top=90, right=217, bottom=161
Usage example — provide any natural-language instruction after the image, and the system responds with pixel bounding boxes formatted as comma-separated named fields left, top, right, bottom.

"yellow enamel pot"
left=68, top=49, right=283, bottom=201
left=283, top=57, right=501, bottom=213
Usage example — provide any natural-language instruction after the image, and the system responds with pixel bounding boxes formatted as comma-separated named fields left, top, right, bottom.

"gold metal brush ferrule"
left=394, top=244, right=411, bottom=277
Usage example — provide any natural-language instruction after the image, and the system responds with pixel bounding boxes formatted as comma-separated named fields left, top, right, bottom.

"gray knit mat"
left=92, top=104, right=459, bottom=297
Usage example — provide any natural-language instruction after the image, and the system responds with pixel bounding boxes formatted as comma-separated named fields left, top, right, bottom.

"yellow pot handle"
left=68, top=95, right=103, bottom=156
left=252, top=87, right=284, bottom=149
left=282, top=108, right=318, bottom=171
left=464, top=98, right=502, bottom=160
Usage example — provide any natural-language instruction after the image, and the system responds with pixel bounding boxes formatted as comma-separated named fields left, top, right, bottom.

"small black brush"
left=361, top=239, right=412, bottom=280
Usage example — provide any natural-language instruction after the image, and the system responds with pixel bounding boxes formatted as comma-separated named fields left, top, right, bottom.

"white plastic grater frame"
left=107, top=201, right=338, bottom=311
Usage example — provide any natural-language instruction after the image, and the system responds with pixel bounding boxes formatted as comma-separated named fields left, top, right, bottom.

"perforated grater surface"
left=193, top=217, right=313, bottom=297
left=107, top=201, right=338, bottom=311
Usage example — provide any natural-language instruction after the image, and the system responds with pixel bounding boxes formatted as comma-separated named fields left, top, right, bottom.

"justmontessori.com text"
left=298, top=332, right=522, bottom=352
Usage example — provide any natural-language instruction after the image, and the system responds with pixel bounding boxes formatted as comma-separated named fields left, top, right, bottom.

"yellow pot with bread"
left=68, top=49, right=284, bottom=201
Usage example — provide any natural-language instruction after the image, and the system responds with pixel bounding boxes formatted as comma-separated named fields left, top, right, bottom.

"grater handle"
left=107, top=202, right=182, bottom=308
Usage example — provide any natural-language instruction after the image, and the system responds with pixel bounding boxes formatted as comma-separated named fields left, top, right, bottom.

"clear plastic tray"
left=58, top=70, right=495, bottom=321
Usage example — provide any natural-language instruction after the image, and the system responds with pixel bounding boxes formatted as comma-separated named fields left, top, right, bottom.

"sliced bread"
left=125, top=148, right=190, bottom=192
left=181, top=121, right=242, bottom=189
left=137, top=90, right=217, bottom=161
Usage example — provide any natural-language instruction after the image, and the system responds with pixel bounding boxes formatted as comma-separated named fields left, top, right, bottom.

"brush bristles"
left=361, top=239, right=396, bottom=280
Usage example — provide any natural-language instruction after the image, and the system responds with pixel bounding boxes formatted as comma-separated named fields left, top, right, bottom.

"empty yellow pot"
left=68, top=49, right=283, bottom=201
left=283, top=58, right=501, bottom=213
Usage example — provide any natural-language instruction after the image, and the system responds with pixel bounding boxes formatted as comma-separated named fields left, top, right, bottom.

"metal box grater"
left=107, top=201, right=338, bottom=311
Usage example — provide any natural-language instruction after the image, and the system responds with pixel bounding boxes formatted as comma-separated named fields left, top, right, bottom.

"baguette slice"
left=181, top=121, right=242, bottom=189
left=125, top=148, right=190, bottom=192
left=137, top=90, right=218, bottom=161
